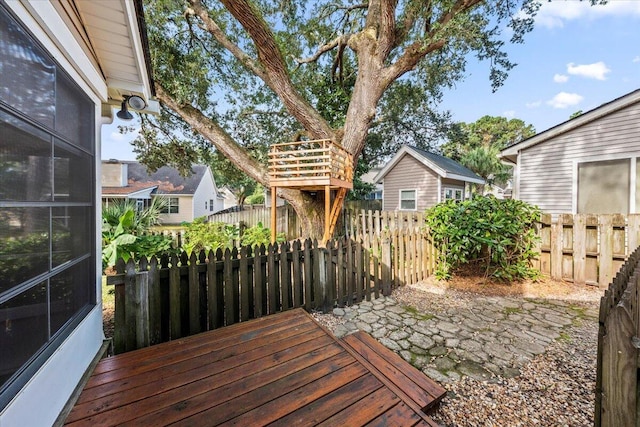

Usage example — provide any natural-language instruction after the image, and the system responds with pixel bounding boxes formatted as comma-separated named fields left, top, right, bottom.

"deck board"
left=65, top=308, right=443, bottom=426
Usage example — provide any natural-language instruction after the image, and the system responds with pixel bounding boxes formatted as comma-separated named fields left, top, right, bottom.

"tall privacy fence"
left=537, top=213, right=640, bottom=287
left=204, top=208, right=640, bottom=287
left=107, top=230, right=435, bottom=354
left=595, top=245, right=640, bottom=427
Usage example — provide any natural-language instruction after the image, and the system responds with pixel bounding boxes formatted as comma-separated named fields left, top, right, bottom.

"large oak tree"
left=134, top=0, right=599, bottom=239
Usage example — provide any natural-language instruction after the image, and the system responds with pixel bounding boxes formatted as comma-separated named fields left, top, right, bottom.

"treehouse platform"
left=268, top=139, right=354, bottom=190
left=267, top=139, right=355, bottom=242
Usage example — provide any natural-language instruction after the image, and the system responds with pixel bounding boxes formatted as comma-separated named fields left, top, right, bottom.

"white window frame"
left=399, top=189, right=417, bottom=211
left=444, top=187, right=464, bottom=201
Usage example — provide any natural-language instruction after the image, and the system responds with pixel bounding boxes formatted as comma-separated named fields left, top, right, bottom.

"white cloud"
left=634, top=56, right=640, bottom=63
left=567, top=62, right=610, bottom=80
left=535, top=1, right=640, bottom=29
left=547, top=92, right=584, bottom=109
left=525, top=100, right=541, bottom=108
left=503, top=110, right=516, bottom=118
left=553, top=74, right=569, bottom=83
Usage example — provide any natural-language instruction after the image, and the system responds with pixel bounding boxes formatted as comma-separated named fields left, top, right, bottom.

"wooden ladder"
left=324, top=187, right=347, bottom=242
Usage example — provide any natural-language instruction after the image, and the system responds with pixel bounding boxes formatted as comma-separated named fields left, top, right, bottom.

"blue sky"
left=102, top=0, right=640, bottom=160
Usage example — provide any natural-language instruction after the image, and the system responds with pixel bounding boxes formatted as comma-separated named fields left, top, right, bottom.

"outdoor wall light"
left=116, top=95, right=147, bottom=120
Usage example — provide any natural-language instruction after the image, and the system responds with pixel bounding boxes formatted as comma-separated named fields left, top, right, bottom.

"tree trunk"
left=279, top=189, right=326, bottom=243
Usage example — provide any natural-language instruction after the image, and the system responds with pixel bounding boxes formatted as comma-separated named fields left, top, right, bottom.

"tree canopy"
left=440, top=115, right=535, bottom=185
left=130, top=0, right=599, bottom=237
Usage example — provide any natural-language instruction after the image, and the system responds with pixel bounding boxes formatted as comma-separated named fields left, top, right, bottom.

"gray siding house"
left=374, top=146, right=484, bottom=211
left=500, top=89, right=640, bottom=216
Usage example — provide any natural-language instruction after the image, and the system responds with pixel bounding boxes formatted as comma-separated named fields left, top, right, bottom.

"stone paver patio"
left=328, top=295, right=599, bottom=383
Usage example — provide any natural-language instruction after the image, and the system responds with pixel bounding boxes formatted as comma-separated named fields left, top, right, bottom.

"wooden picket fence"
left=595, top=244, right=640, bottom=426
left=107, top=230, right=434, bottom=354
left=536, top=213, right=640, bottom=288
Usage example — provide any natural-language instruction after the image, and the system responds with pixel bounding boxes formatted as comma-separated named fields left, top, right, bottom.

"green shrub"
left=424, top=196, right=541, bottom=281
left=240, top=222, right=285, bottom=247
left=183, top=218, right=239, bottom=254
left=102, top=208, right=175, bottom=269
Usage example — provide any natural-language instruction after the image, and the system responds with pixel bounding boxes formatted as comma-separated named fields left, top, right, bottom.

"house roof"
left=126, top=163, right=210, bottom=195
left=500, top=88, right=640, bottom=162
left=374, top=145, right=485, bottom=185
left=102, top=182, right=157, bottom=197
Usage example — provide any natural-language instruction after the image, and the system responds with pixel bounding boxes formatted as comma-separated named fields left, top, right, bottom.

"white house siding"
left=382, top=154, right=439, bottom=211
left=0, top=2, right=104, bottom=425
left=192, top=168, right=220, bottom=218
left=517, top=102, right=640, bottom=216
left=159, top=195, right=194, bottom=224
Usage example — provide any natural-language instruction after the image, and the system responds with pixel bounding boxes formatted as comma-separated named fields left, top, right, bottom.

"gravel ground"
left=312, top=280, right=601, bottom=427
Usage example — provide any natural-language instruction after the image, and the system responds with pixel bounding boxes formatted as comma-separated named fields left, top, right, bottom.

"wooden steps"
left=340, top=330, right=446, bottom=417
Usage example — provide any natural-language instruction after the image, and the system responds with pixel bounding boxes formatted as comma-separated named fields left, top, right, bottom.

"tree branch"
left=382, top=0, right=482, bottom=85
left=296, top=34, right=351, bottom=65
left=377, top=0, right=398, bottom=60
left=217, top=0, right=336, bottom=141
left=155, top=82, right=270, bottom=186
left=186, top=0, right=268, bottom=81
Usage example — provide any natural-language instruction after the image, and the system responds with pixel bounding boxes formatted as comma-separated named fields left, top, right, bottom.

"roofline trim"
left=374, top=146, right=447, bottom=183
left=501, top=88, right=640, bottom=157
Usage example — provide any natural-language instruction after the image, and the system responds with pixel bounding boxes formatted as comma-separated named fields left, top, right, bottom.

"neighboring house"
left=484, top=180, right=513, bottom=199
left=0, top=1, right=156, bottom=424
left=500, top=89, right=640, bottom=216
left=360, top=165, right=383, bottom=201
left=218, top=186, right=239, bottom=210
left=102, top=161, right=224, bottom=223
left=374, top=145, right=485, bottom=211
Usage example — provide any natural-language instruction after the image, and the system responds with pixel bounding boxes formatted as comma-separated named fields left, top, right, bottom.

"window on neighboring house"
left=365, top=190, right=383, bottom=200
left=444, top=187, right=464, bottom=201
left=160, top=197, right=179, bottom=214
left=205, top=201, right=208, bottom=210
left=210, top=199, right=214, bottom=211
left=399, top=189, right=417, bottom=210
left=0, top=4, right=95, bottom=408
left=136, top=200, right=144, bottom=211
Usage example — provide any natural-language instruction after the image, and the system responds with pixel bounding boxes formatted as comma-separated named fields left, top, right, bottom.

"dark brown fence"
left=595, top=244, right=640, bottom=426
left=107, top=231, right=434, bottom=354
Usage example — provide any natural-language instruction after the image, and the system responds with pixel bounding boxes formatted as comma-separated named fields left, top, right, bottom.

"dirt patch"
left=412, top=272, right=603, bottom=302
left=103, top=300, right=114, bottom=339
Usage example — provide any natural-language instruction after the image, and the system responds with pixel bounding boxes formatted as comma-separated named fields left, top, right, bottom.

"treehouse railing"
left=268, top=139, right=354, bottom=188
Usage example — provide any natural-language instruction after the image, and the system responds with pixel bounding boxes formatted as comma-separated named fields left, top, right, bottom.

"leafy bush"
left=102, top=208, right=175, bottom=269
left=424, top=196, right=541, bottom=281
left=240, top=222, right=285, bottom=247
left=183, top=218, right=239, bottom=254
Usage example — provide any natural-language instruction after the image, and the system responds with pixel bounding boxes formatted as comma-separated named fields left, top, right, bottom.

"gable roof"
left=374, top=145, right=485, bottom=184
left=126, top=163, right=210, bottom=195
left=500, top=88, right=640, bottom=161
left=102, top=182, right=157, bottom=198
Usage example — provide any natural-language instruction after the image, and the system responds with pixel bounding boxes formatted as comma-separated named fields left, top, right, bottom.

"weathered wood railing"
left=268, top=139, right=354, bottom=188
left=107, top=231, right=434, bottom=354
left=595, top=244, right=640, bottom=426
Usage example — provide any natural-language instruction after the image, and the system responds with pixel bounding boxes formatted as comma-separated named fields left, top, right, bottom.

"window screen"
left=577, top=159, right=629, bottom=214
left=400, top=190, right=416, bottom=210
left=0, top=4, right=95, bottom=409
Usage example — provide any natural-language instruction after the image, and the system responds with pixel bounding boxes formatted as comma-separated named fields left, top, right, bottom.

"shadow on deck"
left=64, top=309, right=445, bottom=426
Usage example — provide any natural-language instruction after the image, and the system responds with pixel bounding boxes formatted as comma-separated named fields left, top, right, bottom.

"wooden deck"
left=64, top=309, right=445, bottom=426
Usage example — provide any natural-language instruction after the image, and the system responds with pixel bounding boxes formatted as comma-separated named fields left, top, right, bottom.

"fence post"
left=382, top=232, right=392, bottom=296
left=550, top=216, right=563, bottom=280
left=601, top=282, right=637, bottom=426
left=134, top=269, right=150, bottom=350
left=600, top=215, right=614, bottom=289
left=318, top=246, right=329, bottom=313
